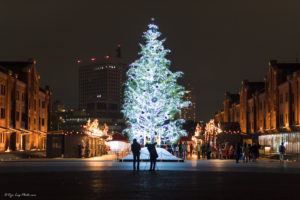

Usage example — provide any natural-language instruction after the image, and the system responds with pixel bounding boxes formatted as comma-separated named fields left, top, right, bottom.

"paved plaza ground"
left=0, top=158, right=299, bottom=200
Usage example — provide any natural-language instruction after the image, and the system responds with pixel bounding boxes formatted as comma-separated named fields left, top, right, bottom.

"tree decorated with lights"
left=122, top=19, right=190, bottom=145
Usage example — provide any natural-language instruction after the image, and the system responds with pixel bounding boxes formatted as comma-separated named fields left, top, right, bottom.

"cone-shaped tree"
left=122, top=19, right=190, bottom=145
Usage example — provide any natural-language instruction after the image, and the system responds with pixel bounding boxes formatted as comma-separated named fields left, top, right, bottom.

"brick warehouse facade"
left=0, top=59, right=50, bottom=152
left=214, top=60, right=300, bottom=153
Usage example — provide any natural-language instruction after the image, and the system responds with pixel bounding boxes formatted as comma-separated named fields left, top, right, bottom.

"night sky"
left=1, top=0, right=300, bottom=121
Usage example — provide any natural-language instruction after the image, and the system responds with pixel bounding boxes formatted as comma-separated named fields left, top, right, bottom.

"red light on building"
left=77, top=60, right=81, bottom=64
left=91, top=58, right=96, bottom=61
left=105, top=55, right=110, bottom=59
left=117, top=44, right=121, bottom=47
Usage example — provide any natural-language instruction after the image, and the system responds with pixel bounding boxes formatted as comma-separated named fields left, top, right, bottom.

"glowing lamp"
left=77, top=60, right=81, bottom=64
left=91, top=58, right=96, bottom=61
left=105, top=55, right=110, bottom=59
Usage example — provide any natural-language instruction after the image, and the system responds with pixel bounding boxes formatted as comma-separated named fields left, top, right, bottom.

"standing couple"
left=131, top=139, right=158, bottom=171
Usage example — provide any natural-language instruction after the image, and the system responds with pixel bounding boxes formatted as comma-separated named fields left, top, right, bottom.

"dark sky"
left=1, top=0, right=300, bottom=121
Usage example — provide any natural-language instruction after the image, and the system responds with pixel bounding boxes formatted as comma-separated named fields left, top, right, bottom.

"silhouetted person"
left=179, top=141, right=183, bottom=158
left=279, top=142, right=286, bottom=162
left=207, top=144, right=211, bottom=159
left=146, top=142, right=158, bottom=171
left=78, top=144, right=82, bottom=158
left=235, top=143, right=241, bottom=163
left=131, top=139, right=141, bottom=171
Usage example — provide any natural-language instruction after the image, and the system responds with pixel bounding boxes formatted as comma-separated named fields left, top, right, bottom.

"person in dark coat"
left=235, top=143, right=241, bottom=163
left=131, top=139, right=141, bottom=171
left=179, top=141, right=183, bottom=158
left=146, top=142, right=158, bottom=171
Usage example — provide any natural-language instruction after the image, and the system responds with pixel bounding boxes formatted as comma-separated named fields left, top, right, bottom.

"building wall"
left=0, top=59, right=50, bottom=152
left=257, top=92, right=266, bottom=133
left=214, top=60, right=300, bottom=147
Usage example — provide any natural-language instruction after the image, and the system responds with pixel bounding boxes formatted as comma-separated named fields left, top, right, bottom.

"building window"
left=34, top=100, right=36, bottom=111
left=285, top=93, right=288, bottom=102
left=42, top=118, right=45, bottom=126
left=280, top=114, right=283, bottom=125
left=22, top=93, right=25, bottom=102
left=0, top=85, right=5, bottom=95
left=0, top=108, right=5, bottom=119
left=291, top=111, right=295, bottom=123
left=279, top=94, right=283, bottom=104
left=109, top=104, right=118, bottom=111
left=16, top=91, right=20, bottom=100
left=259, top=102, right=262, bottom=110
left=97, top=103, right=106, bottom=110
left=291, top=93, right=294, bottom=105
left=42, top=101, right=45, bottom=108
left=16, top=111, right=20, bottom=121
left=34, top=118, right=36, bottom=125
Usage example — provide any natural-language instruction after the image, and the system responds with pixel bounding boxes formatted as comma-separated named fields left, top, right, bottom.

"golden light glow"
left=83, top=119, right=108, bottom=137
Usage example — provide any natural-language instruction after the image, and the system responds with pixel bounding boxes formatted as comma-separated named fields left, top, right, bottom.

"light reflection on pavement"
left=0, top=158, right=299, bottom=174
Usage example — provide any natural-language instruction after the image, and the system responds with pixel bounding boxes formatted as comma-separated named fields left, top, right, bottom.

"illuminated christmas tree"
left=122, top=19, right=190, bottom=145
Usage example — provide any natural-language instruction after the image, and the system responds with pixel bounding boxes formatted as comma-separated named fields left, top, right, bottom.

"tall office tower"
left=180, top=86, right=197, bottom=122
left=79, top=50, right=129, bottom=119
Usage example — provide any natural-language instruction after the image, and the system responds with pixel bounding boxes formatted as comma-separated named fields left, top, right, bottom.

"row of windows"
left=279, top=93, right=294, bottom=104
left=87, top=103, right=119, bottom=111
left=0, top=108, right=45, bottom=125
left=0, top=86, right=46, bottom=108
left=1, top=85, right=5, bottom=95
left=0, top=132, right=5, bottom=143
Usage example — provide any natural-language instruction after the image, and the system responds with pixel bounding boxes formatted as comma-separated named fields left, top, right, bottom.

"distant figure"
left=146, top=142, right=158, bottom=171
left=179, top=141, right=183, bottom=158
left=218, top=146, right=222, bottom=159
left=207, top=144, right=211, bottom=159
left=78, top=144, right=82, bottom=158
left=235, top=143, right=241, bottom=163
left=183, top=142, right=188, bottom=159
left=201, top=143, right=206, bottom=159
left=175, top=145, right=179, bottom=157
left=131, top=139, right=141, bottom=171
left=196, top=143, right=201, bottom=159
left=190, top=143, right=194, bottom=157
left=244, top=144, right=250, bottom=163
left=250, top=143, right=259, bottom=162
left=279, top=142, right=286, bottom=162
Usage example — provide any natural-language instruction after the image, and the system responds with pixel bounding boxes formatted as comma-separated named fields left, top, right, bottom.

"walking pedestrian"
left=250, top=143, right=258, bottom=162
left=196, top=143, right=201, bottom=159
left=182, top=142, right=187, bottom=159
left=179, top=141, right=183, bottom=158
left=218, top=145, right=222, bottom=159
left=131, top=139, right=141, bottom=171
left=146, top=142, right=158, bottom=171
left=279, top=142, right=286, bottom=162
left=190, top=143, right=194, bottom=157
left=235, top=143, right=241, bottom=163
left=207, top=144, right=211, bottom=159
left=244, top=144, right=250, bottom=163
left=175, top=144, right=179, bottom=157
left=201, top=143, right=206, bottom=159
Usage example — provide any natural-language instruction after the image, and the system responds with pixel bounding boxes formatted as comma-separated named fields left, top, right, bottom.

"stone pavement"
left=1, top=159, right=300, bottom=200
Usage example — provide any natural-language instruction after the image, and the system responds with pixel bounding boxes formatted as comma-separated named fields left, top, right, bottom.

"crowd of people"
left=164, top=141, right=260, bottom=163
left=131, top=139, right=286, bottom=171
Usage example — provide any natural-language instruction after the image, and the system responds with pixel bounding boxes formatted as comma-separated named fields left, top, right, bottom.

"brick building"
left=0, top=59, right=50, bottom=152
left=214, top=60, right=300, bottom=153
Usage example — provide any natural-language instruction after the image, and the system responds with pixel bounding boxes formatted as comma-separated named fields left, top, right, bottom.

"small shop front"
left=259, top=132, right=300, bottom=154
